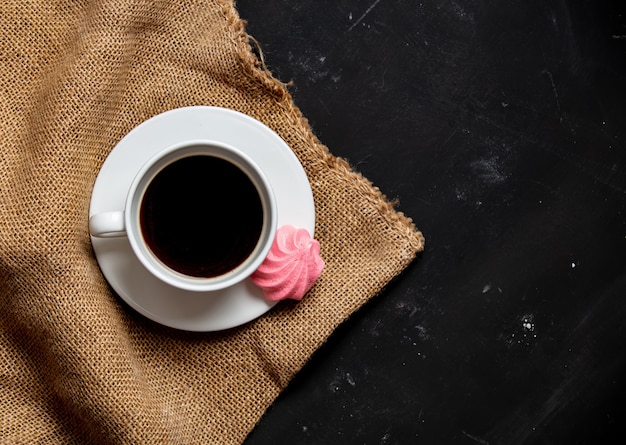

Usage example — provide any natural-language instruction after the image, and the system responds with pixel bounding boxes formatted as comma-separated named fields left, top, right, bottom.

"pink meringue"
left=251, top=225, right=324, bottom=301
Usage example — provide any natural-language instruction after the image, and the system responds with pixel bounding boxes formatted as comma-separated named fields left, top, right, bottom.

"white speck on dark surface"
left=345, top=372, right=356, bottom=387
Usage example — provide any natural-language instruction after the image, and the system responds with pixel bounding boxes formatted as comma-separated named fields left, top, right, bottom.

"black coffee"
left=139, top=155, right=263, bottom=278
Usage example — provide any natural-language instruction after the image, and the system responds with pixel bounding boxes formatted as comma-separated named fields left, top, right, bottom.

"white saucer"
left=89, top=106, right=315, bottom=331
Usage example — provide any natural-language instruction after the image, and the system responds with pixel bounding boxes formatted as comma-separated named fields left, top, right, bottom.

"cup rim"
left=124, top=139, right=277, bottom=292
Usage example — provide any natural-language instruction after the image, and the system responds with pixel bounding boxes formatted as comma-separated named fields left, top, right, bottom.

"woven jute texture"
left=0, top=0, right=424, bottom=443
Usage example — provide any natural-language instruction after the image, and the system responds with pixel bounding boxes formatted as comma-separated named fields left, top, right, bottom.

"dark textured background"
left=237, top=1, right=626, bottom=443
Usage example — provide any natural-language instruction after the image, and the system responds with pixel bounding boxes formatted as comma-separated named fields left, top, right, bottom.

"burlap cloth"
left=0, top=1, right=424, bottom=443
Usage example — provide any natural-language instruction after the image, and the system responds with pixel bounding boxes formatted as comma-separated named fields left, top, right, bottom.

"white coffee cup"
left=89, top=140, right=277, bottom=292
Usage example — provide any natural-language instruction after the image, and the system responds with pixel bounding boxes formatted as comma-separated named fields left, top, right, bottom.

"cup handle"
left=89, top=211, right=126, bottom=238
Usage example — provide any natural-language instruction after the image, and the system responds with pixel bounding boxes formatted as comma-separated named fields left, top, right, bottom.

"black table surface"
left=237, top=1, right=626, bottom=444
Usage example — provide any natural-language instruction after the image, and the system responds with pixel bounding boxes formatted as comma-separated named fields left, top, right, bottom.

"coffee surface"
left=140, top=155, right=263, bottom=278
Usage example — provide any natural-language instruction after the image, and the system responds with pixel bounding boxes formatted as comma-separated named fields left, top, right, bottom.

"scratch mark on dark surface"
left=541, top=70, right=562, bottom=122
left=348, top=0, right=383, bottom=32
left=441, top=126, right=460, bottom=148
left=462, top=430, right=490, bottom=445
